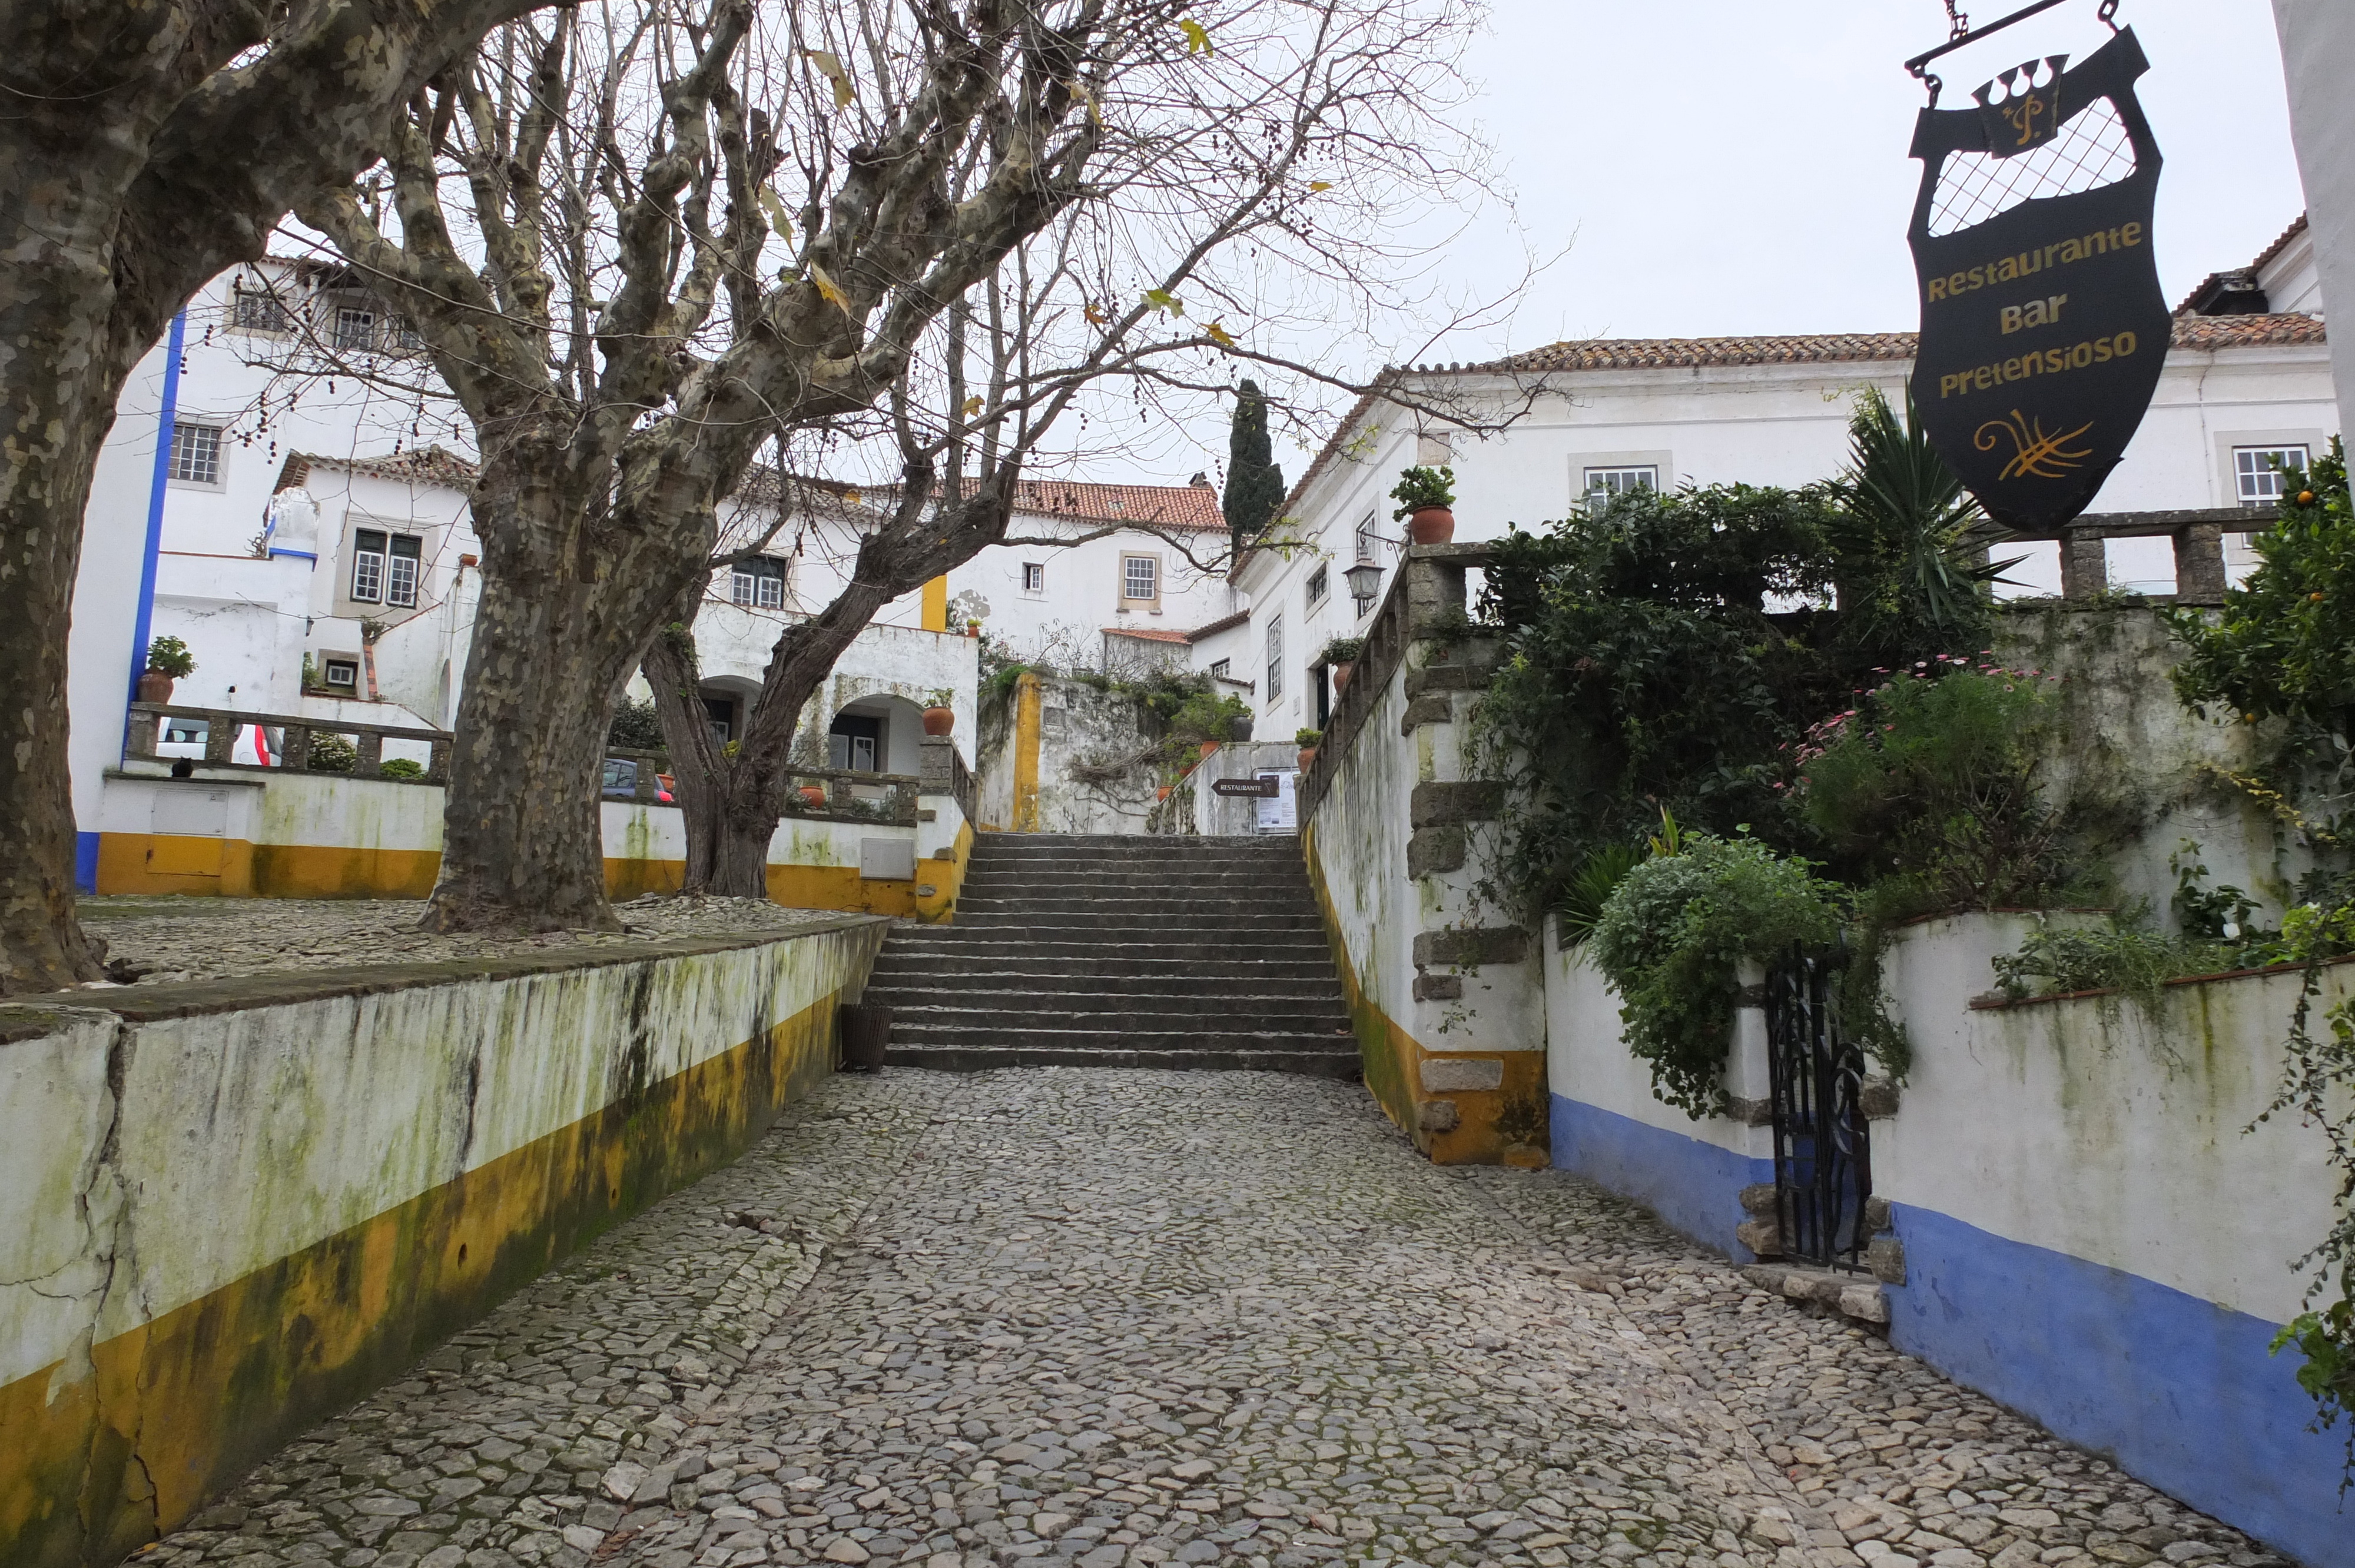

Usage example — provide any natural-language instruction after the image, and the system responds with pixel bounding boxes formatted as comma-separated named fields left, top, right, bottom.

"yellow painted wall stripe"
left=920, top=575, right=950, bottom=632
left=1302, top=822, right=1546, bottom=1166
left=0, top=983, right=851, bottom=1568
left=1013, top=672, right=1043, bottom=833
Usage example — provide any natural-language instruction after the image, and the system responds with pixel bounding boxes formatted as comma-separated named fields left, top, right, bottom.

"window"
left=731, top=556, right=788, bottom=609
left=333, top=305, right=377, bottom=352
left=321, top=658, right=360, bottom=690
left=231, top=287, right=291, bottom=334
left=1265, top=614, right=1283, bottom=700
left=829, top=712, right=884, bottom=772
left=1122, top=554, right=1158, bottom=602
left=390, top=317, right=426, bottom=352
left=1354, top=515, right=1378, bottom=564
left=1022, top=562, right=1045, bottom=593
left=170, top=421, right=222, bottom=486
left=1209, top=658, right=1231, bottom=679
left=350, top=528, right=423, bottom=606
left=1305, top=564, right=1328, bottom=607
left=2235, top=446, right=2311, bottom=507
left=1583, top=465, right=1659, bottom=504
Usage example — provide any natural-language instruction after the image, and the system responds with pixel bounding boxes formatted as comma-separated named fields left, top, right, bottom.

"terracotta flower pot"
left=136, top=669, right=175, bottom=705
left=1156, top=785, right=1173, bottom=802
left=1298, top=746, right=1318, bottom=772
left=1407, top=506, right=1455, bottom=546
left=1332, top=661, right=1353, bottom=694
left=799, top=783, right=829, bottom=809
left=922, top=705, right=956, bottom=736
left=1199, top=739, right=1220, bottom=759
left=964, top=623, right=981, bottom=638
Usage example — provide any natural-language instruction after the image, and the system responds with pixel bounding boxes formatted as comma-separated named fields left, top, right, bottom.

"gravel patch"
left=126, top=1070, right=2290, bottom=1568
left=75, top=895, right=855, bottom=985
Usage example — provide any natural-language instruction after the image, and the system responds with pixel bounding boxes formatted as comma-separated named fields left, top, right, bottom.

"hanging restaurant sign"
left=1905, top=12, right=2168, bottom=530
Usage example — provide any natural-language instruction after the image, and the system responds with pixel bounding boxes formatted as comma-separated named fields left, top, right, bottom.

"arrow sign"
left=1211, top=776, right=1280, bottom=798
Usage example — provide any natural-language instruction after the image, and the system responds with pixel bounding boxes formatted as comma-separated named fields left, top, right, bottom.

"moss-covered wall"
left=0, top=919, right=888, bottom=1568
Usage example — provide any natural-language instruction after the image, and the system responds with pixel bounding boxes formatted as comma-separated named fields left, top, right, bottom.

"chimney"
left=1189, top=471, right=1212, bottom=487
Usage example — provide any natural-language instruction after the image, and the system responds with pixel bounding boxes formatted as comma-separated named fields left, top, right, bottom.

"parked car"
left=602, top=758, right=674, bottom=803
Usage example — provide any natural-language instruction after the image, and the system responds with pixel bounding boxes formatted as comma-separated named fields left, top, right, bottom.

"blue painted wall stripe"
left=75, top=832, right=101, bottom=895
left=1887, top=1202, right=2351, bottom=1568
left=1550, top=1092, right=1770, bottom=1260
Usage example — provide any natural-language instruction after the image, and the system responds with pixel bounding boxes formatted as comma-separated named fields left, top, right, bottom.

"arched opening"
left=696, top=676, right=762, bottom=745
left=829, top=693, right=924, bottom=777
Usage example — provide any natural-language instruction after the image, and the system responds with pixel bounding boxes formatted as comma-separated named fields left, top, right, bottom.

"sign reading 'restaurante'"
left=1906, top=28, right=2170, bottom=531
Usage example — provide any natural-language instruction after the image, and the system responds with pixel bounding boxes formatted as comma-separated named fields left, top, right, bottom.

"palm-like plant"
left=1826, top=387, right=2020, bottom=655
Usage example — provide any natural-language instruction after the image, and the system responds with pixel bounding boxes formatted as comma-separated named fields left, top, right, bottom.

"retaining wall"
left=89, top=770, right=967, bottom=917
left=1299, top=547, right=1546, bottom=1164
left=0, top=916, right=888, bottom=1568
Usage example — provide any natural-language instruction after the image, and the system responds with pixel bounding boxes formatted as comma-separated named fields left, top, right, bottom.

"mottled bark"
left=662, top=474, right=1019, bottom=896
left=0, top=0, right=546, bottom=994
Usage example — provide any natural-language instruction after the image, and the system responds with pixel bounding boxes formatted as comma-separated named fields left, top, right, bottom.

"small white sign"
left=1255, top=771, right=1298, bottom=833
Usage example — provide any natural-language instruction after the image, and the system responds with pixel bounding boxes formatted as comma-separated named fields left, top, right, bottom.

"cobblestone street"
left=141, top=1071, right=2290, bottom=1568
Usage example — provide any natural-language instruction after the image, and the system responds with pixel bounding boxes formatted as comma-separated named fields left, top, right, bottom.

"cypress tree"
left=1221, top=379, right=1286, bottom=556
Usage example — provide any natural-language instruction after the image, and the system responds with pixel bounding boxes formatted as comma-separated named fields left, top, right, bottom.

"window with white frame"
left=333, top=304, right=377, bottom=352
left=231, top=285, right=291, bottom=334
left=1121, top=553, right=1159, bottom=603
left=1305, top=563, right=1328, bottom=607
left=731, top=556, right=788, bottom=609
left=1354, top=514, right=1378, bottom=564
left=2234, top=446, right=2311, bottom=507
left=1022, top=562, right=1045, bottom=593
left=1265, top=614, right=1283, bottom=700
left=350, top=528, right=423, bottom=608
left=169, top=421, right=223, bottom=486
left=1583, top=465, right=1659, bottom=504
left=1209, top=658, right=1230, bottom=679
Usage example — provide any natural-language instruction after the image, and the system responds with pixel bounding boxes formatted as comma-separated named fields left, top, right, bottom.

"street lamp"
left=1343, top=560, right=1384, bottom=604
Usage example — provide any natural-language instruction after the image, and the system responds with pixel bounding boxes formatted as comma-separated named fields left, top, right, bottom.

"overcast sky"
left=1431, top=0, right=2304, bottom=353
left=1125, top=0, right=2308, bottom=484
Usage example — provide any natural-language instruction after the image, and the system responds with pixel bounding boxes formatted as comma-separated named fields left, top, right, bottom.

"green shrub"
left=1553, top=842, right=1643, bottom=949
left=2169, top=438, right=2355, bottom=749
left=1989, top=920, right=2203, bottom=1006
left=1589, top=835, right=1844, bottom=1117
left=1318, top=635, right=1366, bottom=666
left=306, top=733, right=358, bottom=773
left=145, top=634, right=195, bottom=679
left=608, top=696, right=666, bottom=751
left=1793, top=659, right=2064, bottom=909
left=377, top=757, right=424, bottom=780
left=1295, top=727, right=1323, bottom=748
left=1390, top=464, right=1454, bottom=520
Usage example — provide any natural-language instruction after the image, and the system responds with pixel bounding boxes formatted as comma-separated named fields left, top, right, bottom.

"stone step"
left=954, top=877, right=1318, bottom=897
left=883, top=1042, right=1362, bottom=1077
left=864, top=961, right=1344, bottom=992
left=891, top=1018, right=1355, bottom=1051
left=970, top=843, right=1297, bottom=864
left=874, top=939, right=1330, bottom=964
left=868, top=997, right=1350, bottom=1029
left=863, top=980, right=1342, bottom=1011
left=951, top=904, right=1328, bottom=928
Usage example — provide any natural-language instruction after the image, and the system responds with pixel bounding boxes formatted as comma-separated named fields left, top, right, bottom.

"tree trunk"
left=423, top=475, right=702, bottom=932
left=642, top=599, right=732, bottom=896
left=0, top=357, right=117, bottom=994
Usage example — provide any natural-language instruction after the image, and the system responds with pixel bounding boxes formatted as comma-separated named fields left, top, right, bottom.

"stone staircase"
left=863, top=832, right=1361, bottom=1075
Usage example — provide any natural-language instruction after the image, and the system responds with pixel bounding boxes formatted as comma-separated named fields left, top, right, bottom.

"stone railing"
left=918, top=735, right=977, bottom=820
left=605, top=747, right=922, bottom=826
left=127, top=702, right=452, bottom=782
left=1297, top=543, right=1495, bottom=823
left=1985, top=504, right=2278, bottom=604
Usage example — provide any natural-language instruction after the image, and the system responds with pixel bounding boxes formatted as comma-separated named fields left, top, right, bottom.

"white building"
left=1229, top=223, right=2337, bottom=742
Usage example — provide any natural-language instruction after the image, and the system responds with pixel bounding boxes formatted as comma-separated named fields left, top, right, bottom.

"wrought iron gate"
left=1764, top=945, right=1872, bottom=1271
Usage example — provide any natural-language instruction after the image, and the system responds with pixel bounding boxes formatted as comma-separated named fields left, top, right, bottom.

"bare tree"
left=0, top=0, right=559, bottom=994
left=296, top=0, right=1504, bottom=926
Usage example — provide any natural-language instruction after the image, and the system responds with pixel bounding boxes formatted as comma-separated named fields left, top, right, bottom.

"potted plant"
left=799, top=782, right=830, bottom=809
left=1320, top=635, right=1366, bottom=694
left=1296, top=726, right=1323, bottom=772
left=966, top=619, right=982, bottom=639
left=921, top=687, right=957, bottom=736
left=1391, top=465, right=1456, bottom=546
left=140, top=634, right=194, bottom=704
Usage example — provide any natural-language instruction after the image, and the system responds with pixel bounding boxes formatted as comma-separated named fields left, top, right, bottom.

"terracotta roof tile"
left=298, top=446, right=479, bottom=490
left=2250, top=212, right=2311, bottom=277
left=1263, top=315, right=2330, bottom=550
left=1103, top=626, right=1191, bottom=643
left=1010, top=479, right=1223, bottom=530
